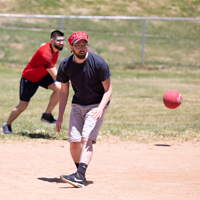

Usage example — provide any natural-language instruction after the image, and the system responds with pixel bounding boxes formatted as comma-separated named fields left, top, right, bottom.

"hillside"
left=0, top=0, right=200, bottom=17
left=0, top=0, right=199, bottom=70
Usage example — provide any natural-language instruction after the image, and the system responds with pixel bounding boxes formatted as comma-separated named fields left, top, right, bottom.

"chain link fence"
left=0, top=14, right=200, bottom=70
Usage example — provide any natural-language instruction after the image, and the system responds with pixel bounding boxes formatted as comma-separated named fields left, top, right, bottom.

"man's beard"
left=74, top=51, right=86, bottom=59
left=54, top=43, right=63, bottom=51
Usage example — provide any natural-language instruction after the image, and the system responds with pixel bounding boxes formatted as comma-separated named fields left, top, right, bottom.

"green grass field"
left=0, top=0, right=200, bottom=142
left=1, top=66, right=200, bottom=142
left=0, top=18, right=200, bottom=69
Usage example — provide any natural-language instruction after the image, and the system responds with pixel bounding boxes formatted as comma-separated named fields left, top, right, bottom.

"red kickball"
left=163, top=90, right=182, bottom=109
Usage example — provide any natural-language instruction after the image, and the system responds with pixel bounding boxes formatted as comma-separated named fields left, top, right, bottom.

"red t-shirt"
left=22, top=42, right=59, bottom=82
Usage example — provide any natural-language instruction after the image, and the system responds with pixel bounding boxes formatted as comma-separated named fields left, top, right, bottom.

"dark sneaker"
left=1, top=123, right=13, bottom=134
left=40, top=113, right=57, bottom=125
left=60, top=173, right=85, bottom=188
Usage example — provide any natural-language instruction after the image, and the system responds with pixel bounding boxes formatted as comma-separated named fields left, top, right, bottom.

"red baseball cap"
left=68, top=32, right=88, bottom=45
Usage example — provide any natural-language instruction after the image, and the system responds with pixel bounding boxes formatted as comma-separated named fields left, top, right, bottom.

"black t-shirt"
left=57, top=52, right=112, bottom=105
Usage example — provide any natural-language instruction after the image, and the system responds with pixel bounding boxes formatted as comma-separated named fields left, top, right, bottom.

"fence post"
left=59, top=17, right=64, bottom=63
left=141, top=19, right=146, bottom=64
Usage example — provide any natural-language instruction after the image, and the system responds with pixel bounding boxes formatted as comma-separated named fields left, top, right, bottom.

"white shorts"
left=68, top=104, right=108, bottom=143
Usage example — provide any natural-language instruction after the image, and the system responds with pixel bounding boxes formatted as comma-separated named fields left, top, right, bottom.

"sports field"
left=1, top=58, right=200, bottom=200
left=1, top=0, right=200, bottom=199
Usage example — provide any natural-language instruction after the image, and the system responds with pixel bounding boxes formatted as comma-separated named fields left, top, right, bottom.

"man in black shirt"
left=56, top=32, right=112, bottom=188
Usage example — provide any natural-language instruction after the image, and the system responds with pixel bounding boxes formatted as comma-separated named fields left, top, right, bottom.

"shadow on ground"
left=17, top=132, right=55, bottom=139
left=38, top=177, right=94, bottom=187
left=38, top=177, right=64, bottom=183
left=154, top=144, right=171, bottom=147
left=15, top=131, right=68, bottom=140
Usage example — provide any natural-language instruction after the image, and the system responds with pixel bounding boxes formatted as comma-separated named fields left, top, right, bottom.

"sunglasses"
left=53, top=39, right=66, bottom=43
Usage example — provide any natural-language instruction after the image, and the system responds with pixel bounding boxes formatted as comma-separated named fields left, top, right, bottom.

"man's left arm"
left=92, top=77, right=112, bottom=120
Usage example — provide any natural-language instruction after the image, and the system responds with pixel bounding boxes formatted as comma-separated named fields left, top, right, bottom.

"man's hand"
left=56, top=117, right=63, bottom=132
left=46, top=67, right=57, bottom=80
left=92, top=107, right=103, bottom=120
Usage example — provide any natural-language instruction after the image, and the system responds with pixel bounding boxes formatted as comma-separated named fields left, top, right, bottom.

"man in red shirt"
left=1, top=30, right=65, bottom=134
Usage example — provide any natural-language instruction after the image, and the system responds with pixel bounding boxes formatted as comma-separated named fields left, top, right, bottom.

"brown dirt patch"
left=0, top=50, right=5, bottom=58
left=1, top=140, right=200, bottom=200
left=109, top=43, right=125, bottom=52
left=10, top=43, right=25, bottom=50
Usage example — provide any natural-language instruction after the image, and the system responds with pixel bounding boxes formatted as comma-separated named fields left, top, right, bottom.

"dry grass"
left=1, top=0, right=200, bottom=17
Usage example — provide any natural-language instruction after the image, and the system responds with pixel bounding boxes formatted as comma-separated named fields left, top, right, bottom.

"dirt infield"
left=1, top=139, right=200, bottom=200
